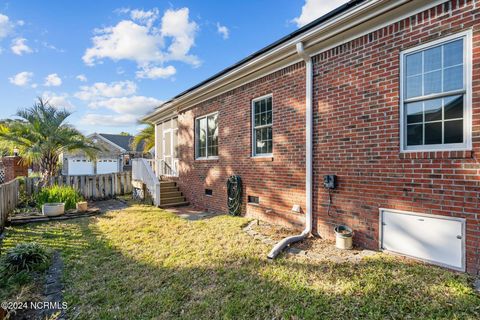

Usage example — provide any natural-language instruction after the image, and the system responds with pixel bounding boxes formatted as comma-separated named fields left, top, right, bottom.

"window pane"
left=424, top=70, right=442, bottom=95
left=260, top=99, right=266, bottom=113
left=405, top=75, right=422, bottom=98
left=254, top=101, right=261, bottom=114
left=444, top=95, right=463, bottom=120
left=424, top=98, right=442, bottom=122
left=207, top=114, right=218, bottom=157
left=407, top=124, right=423, bottom=146
left=266, top=140, right=272, bottom=154
left=266, top=111, right=272, bottom=124
left=444, top=39, right=463, bottom=67
left=424, top=46, right=441, bottom=72
left=406, top=52, right=422, bottom=76
left=267, top=127, right=272, bottom=140
left=261, top=113, right=267, bottom=125
left=198, top=118, right=207, bottom=157
left=406, top=102, right=423, bottom=124
left=444, top=120, right=463, bottom=144
left=266, top=97, right=272, bottom=111
left=443, top=65, right=463, bottom=91
left=255, top=114, right=261, bottom=126
left=425, top=122, right=442, bottom=145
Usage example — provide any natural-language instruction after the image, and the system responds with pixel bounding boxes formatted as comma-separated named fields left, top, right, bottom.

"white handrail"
left=132, top=158, right=161, bottom=206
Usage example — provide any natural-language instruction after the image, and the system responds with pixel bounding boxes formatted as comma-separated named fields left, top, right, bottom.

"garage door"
left=68, top=158, right=94, bottom=175
left=380, top=209, right=465, bottom=271
left=97, top=159, right=119, bottom=174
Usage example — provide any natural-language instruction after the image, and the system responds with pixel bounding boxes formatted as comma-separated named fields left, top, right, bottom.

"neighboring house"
left=62, top=133, right=147, bottom=175
left=138, top=0, right=480, bottom=274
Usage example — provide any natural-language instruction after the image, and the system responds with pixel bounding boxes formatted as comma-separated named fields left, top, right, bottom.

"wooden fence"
left=25, top=172, right=132, bottom=200
left=0, top=179, right=20, bottom=233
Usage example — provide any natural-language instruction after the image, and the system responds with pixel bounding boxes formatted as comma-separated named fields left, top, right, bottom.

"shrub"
left=36, top=185, right=83, bottom=210
left=2, top=243, right=50, bottom=273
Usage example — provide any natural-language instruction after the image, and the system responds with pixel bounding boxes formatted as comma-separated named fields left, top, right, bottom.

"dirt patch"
left=247, top=220, right=378, bottom=263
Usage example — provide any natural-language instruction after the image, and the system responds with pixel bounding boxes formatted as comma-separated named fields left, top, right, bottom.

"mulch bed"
left=245, top=220, right=378, bottom=263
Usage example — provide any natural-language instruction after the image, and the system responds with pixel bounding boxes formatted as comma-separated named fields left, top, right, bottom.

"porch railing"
left=132, top=159, right=161, bottom=206
left=160, top=159, right=178, bottom=177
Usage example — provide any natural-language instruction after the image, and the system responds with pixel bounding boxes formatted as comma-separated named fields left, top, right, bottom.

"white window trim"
left=195, top=111, right=219, bottom=160
left=251, top=94, right=273, bottom=157
left=399, top=30, right=472, bottom=153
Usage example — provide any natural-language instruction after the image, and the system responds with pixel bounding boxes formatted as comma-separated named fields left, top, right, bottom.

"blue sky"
left=0, top=0, right=346, bottom=135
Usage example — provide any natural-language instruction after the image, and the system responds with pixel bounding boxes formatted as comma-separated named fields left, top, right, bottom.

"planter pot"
left=76, top=201, right=88, bottom=212
left=42, top=203, right=65, bottom=217
left=334, top=225, right=353, bottom=250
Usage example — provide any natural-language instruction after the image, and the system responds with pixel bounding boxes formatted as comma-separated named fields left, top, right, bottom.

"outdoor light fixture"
left=13, top=147, right=19, bottom=156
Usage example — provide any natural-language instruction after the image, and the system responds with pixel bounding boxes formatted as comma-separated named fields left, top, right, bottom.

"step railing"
left=160, top=159, right=178, bottom=177
left=132, top=158, right=161, bottom=206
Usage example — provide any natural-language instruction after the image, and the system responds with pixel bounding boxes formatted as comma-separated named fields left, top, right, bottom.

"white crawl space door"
left=380, top=209, right=465, bottom=271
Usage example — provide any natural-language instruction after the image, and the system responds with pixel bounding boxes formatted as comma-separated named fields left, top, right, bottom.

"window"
left=195, top=112, right=218, bottom=159
left=252, top=95, right=273, bottom=156
left=401, top=32, right=471, bottom=151
left=248, top=195, right=259, bottom=204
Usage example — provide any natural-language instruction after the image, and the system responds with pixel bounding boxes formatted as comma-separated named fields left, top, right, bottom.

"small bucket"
left=334, top=225, right=353, bottom=250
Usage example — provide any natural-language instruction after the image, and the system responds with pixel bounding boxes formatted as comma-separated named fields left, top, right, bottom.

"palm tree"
left=131, top=122, right=155, bottom=153
left=0, top=98, right=98, bottom=184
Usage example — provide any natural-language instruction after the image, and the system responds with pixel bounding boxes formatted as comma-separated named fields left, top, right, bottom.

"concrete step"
left=159, top=201, right=190, bottom=208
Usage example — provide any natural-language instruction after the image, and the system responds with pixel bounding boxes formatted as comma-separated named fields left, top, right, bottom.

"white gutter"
left=267, top=42, right=312, bottom=259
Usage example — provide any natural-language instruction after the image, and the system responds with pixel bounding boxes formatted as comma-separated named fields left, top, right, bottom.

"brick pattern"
left=312, top=0, right=480, bottom=274
left=171, top=0, right=480, bottom=274
left=175, top=62, right=307, bottom=228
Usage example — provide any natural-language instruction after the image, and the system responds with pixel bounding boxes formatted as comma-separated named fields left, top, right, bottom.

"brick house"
left=137, top=0, right=480, bottom=274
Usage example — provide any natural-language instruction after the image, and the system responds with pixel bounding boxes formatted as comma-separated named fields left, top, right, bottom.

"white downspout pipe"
left=267, top=42, right=312, bottom=259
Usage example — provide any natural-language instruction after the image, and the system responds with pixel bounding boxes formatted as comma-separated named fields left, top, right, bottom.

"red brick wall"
left=312, top=0, right=480, bottom=274
left=2, top=156, right=28, bottom=182
left=176, top=62, right=307, bottom=228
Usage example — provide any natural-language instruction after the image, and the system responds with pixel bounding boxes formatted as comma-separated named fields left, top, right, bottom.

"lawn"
left=1, top=204, right=480, bottom=319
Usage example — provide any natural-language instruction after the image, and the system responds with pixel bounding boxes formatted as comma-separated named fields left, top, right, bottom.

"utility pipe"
left=267, top=42, right=313, bottom=259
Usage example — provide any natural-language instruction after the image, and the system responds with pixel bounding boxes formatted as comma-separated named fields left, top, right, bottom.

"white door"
left=162, top=128, right=178, bottom=176
left=96, top=159, right=119, bottom=174
left=380, top=209, right=465, bottom=271
left=68, top=158, right=94, bottom=175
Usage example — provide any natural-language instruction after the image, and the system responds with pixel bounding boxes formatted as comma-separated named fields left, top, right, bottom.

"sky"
left=0, top=0, right=347, bottom=135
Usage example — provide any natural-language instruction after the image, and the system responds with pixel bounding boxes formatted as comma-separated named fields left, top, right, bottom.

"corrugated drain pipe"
left=267, top=42, right=312, bottom=259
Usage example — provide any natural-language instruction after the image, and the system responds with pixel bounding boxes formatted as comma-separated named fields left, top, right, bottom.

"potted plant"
left=36, top=185, right=81, bottom=217
left=76, top=201, right=88, bottom=212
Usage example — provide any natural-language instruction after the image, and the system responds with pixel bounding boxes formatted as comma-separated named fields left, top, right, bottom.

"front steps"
left=159, top=181, right=189, bottom=208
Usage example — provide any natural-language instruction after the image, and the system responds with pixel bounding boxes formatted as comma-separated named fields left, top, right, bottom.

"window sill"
left=399, top=150, right=473, bottom=159
left=195, top=157, right=219, bottom=162
left=250, top=156, right=274, bottom=162
left=247, top=202, right=260, bottom=206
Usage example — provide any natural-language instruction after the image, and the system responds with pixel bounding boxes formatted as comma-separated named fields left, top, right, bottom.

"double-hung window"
left=195, top=112, right=218, bottom=159
left=252, top=95, right=273, bottom=156
left=401, top=32, right=471, bottom=151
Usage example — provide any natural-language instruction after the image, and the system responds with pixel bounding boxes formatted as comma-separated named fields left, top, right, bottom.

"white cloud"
left=216, top=23, right=229, bottom=40
left=0, top=13, right=13, bottom=39
left=44, top=73, right=62, bottom=87
left=83, top=20, right=163, bottom=66
left=76, top=74, right=87, bottom=82
left=136, top=65, right=176, bottom=79
left=41, top=91, right=75, bottom=111
left=83, top=7, right=199, bottom=76
left=89, top=95, right=161, bottom=114
left=75, top=80, right=137, bottom=101
left=161, top=8, right=199, bottom=66
left=80, top=113, right=138, bottom=127
left=9, top=71, right=33, bottom=87
left=292, top=0, right=348, bottom=27
left=11, top=38, right=32, bottom=55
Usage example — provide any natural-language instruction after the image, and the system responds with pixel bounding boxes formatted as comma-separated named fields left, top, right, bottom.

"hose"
left=227, top=175, right=242, bottom=216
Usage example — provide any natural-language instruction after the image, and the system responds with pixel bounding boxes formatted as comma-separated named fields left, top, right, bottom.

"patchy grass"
left=1, top=204, right=479, bottom=319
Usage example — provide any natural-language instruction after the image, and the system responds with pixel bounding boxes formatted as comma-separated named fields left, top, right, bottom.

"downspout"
left=267, top=42, right=312, bottom=259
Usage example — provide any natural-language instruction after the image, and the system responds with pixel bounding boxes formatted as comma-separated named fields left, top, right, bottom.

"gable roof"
left=96, top=133, right=144, bottom=152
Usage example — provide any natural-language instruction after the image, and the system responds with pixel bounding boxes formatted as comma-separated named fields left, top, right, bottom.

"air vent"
left=205, top=189, right=213, bottom=196
left=248, top=195, right=259, bottom=204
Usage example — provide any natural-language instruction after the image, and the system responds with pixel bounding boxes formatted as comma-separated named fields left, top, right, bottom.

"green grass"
left=1, top=204, right=479, bottom=319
